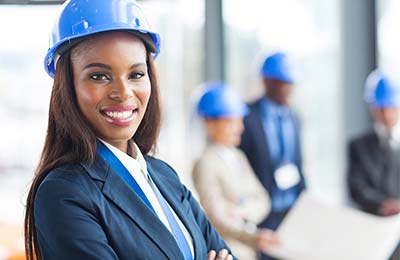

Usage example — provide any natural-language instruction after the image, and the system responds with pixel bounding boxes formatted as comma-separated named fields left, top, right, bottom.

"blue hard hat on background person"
left=261, top=52, right=299, bottom=83
left=45, top=0, right=161, bottom=78
left=364, top=70, right=400, bottom=108
left=197, top=82, right=249, bottom=119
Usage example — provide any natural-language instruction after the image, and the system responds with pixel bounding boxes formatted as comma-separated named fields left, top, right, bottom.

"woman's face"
left=71, top=32, right=150, bottom=152
left=206, top=117, right=244, bottom=147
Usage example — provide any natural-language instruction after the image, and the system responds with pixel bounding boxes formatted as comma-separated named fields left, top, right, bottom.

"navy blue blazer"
left=239, top=99, right=306, bottom=209
left=34, top=155, right=234, bottom=260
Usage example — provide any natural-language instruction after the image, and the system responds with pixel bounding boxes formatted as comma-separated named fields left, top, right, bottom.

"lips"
left=100, top=105, right=138, bottom=126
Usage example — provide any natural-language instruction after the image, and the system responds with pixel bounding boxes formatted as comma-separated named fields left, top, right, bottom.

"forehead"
left=212, top=117, right=241, bottom=124
left=71, top=31, right=147, bottom=62
left=267, top=79, right=293, bottom=88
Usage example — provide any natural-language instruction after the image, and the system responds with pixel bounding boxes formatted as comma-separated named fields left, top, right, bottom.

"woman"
left=24, top=1, right=234, bottom=259
left=192, top=83, right=279, bottom=260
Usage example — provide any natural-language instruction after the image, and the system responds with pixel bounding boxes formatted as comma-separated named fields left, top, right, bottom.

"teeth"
left=105, top=110, right=133, bottom=119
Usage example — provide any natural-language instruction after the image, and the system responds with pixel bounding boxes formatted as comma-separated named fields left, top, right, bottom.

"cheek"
left=74, top=83, right=105, bottom=112
left=214, top=124, right=226, bottom=138
left=387, top=112, right=399, bottom=124
left=135, top=84, right=151, bottom=106
left=224, top=124, right=237, bottom=138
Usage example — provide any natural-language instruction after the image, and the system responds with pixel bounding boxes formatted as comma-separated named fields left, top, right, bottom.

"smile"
left=101, top=105, right=138, bottom=126
left=105, top=110, right=133, bottom=119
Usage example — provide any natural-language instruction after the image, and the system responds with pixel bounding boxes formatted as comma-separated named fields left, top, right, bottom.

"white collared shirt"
left=99, top=139, right=194, bottom=257
left=374, top=122, right=400, bottom=149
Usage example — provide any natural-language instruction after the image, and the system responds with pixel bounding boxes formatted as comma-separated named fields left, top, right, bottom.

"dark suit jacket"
left=34, top=155, right=233, bottom=260
left=347, top=131, right=400, bottom=214
left=239, top=99, right=306, bottom=211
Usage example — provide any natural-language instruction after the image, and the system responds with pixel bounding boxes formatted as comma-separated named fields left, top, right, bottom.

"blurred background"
left=0, top=0, right=398, bottom=258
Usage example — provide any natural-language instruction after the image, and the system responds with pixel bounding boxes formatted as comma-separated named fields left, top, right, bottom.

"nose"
left=109, top=78, right=133, bottom=101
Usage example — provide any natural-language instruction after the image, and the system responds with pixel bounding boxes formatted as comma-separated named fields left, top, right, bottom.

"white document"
left=274, top=164, right=300, bottom=190
left=266, top=192, right=400, bottom=260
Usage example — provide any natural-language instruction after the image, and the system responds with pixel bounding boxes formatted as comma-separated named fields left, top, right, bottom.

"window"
left=0, top=5, right=57, bottom=223
left=223, top=0, right=344, bottom=203
left=377, top=0, right=400, bottom=80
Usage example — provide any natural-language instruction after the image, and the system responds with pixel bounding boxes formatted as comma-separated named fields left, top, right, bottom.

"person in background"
left=192, top=82, right=279, bottom=260
left=239, top=52, right=306, bottom=260
left=347, top=70, right=400, bottom=260
left=24, top=1, right=235, bottom=259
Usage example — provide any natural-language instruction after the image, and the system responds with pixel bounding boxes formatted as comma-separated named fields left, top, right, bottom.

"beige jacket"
left=192, top=145, right=270, bottom=260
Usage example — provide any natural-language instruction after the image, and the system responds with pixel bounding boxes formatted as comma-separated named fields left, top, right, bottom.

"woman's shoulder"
left=197, top=145, right=222, bottom=160
left=144, top=155, right=170, bottom=167
left=43, top=163, right=88, bottom=184
left=34, top=163, right=100, bottom=219
left=36, top=162, right=98, bottom=199
left=144, top=155, right=179, bottom=177
left=144, top=155, right=185, bottom=191
left=192, top=145, right=224, bottom=176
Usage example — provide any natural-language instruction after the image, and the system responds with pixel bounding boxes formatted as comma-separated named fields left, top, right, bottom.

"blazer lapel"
left=81, top=157, right=183, bottom=260
left=253, top=101, right=273, bottom=168
left=146, top=161, right=201, bottom=259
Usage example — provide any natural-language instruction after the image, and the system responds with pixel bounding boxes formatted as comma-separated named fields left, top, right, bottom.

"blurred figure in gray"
left=193, top=82, right=279, bottom=260
left=347, top=69, right=400, bottom=260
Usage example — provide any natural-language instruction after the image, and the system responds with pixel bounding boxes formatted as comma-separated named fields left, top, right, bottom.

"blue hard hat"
left=364, top=70, right=400, bottom=108
left=261, top=52, right=298, bottom=83
left=45, top=0, right=161, bottom=78
left=197, top=82, right=249, bottom=119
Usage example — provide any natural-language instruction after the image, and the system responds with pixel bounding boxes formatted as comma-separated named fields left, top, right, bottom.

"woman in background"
left=193, top=82, right=279, bottom=260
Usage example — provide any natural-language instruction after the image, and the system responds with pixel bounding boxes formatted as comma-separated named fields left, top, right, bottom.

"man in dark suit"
left=239, top=52, right=306, bottom=260
left=348, top=70, right=400, bottom=260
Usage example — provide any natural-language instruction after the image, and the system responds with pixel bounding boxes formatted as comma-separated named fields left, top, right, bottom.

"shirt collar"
left=261, top=97, right=290, bottom=116
left=99, top=139, right=148, bottom=179
left=212, top=144, right=237, bottom=163
left=130, top=141, right=148, bottom=174
left=374, top=122, right=400, bottom=148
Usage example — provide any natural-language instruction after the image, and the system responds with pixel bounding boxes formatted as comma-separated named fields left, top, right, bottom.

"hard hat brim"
left=45, top=29, right=160, bottom=78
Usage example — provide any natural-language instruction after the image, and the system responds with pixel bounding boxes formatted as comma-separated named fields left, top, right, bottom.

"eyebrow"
left=83, top=62, right=147, bottom=70
left=130, top=62, right=147, bottom=69
left=83, top=63, right=111, bottom=70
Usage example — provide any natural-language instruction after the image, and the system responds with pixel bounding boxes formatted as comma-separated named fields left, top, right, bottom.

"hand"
left=207, top=249, right=233, bottom=260
left=255, top=229, right=280, bottom=251
left=378, top=199, right=400, bottom=216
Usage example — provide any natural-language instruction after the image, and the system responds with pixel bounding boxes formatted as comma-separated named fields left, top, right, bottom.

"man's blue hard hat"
left=197, top=82, right=249, bottom=119
left=261, top=52, right=298, bottom=83
left=44, top=0, right=161, bottom=78
left=364, top=70, right=400, bottom=108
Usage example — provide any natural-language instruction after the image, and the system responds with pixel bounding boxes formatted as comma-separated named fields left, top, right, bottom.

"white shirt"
left=374, top=122, right=400, bottom=149
left=99, top=140, right=194, bottom=257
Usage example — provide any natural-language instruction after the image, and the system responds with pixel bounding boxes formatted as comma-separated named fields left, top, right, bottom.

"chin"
left=102, top=127, right=137, bottom=142
left=232, top=139, right=241, bottom=147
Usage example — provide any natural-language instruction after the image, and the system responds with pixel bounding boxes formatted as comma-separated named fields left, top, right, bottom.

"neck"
left=211, top=139, right=235, bottom=147
left=107, top=140, right=129, bottom=154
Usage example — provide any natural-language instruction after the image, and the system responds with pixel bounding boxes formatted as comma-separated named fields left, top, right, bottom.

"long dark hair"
left=24, top=45, right=161, bottom=260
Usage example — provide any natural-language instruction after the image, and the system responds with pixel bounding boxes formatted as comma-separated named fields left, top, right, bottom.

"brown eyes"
left=89, top=72, right=146, bottom=82
left=89, top=73, right=110, bottom=81
left=129, top=72, right=145, bottom=80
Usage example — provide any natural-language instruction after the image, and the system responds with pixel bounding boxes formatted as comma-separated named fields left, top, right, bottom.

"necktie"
left=147, top=174, right=193, bottom=260
left=277, top=113, right=286, bottom=160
